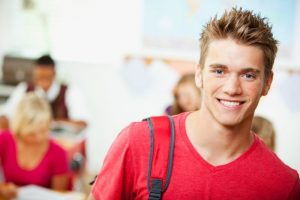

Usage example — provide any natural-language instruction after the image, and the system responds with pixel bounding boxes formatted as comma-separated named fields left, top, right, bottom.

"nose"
left=223, top=74, right=242, bottom=96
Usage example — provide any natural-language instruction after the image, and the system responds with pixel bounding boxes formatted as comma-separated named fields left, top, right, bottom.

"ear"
left=195, top=65, right=203, bottom=88
left=262, top=72, right=273, bottom=96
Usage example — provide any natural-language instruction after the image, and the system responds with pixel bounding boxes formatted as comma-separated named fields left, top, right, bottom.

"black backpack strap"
left=144, top=115, right=175, bottom=200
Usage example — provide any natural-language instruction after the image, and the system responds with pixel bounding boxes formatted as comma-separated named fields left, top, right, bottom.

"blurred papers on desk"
left=17, top=185, right=85, bottom=200
left=50, top=122, right=85, bottom=141
left=50, top=121, right=86, bottom=161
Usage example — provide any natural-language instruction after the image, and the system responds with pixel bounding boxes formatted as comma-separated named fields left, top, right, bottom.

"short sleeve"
left=0, top=83, right=27, bottom=119
left=0, top=132, right=6, bottom=159
left=50, top=142, right=69, bottom=175
left=92, top=124, right=136, bottom=200
left=0, top=131, right=12, bottom=160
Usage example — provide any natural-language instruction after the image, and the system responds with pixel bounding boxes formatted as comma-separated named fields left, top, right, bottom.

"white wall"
left=43, top=0, right=145, bottom=172
left=0, top=0, right=300, bottom=174
left=47, top=0, right=142, bottom=64
left=255, top=70, right=300, bottom=171
left=0, top=0, right=19, bottom=76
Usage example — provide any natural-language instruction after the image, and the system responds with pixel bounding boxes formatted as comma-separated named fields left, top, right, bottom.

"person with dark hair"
left=35, top=54, right=55, bottom=66
left=88, top=7, right=300, bottom=200
left=0, top=54, right=88, bottom=131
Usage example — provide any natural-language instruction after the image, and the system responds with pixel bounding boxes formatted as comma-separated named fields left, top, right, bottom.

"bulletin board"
left=143, top=0, right=297, bottom=58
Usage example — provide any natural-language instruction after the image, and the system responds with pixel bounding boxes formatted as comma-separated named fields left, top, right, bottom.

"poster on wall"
left=143, top=0, right=297, bottom=58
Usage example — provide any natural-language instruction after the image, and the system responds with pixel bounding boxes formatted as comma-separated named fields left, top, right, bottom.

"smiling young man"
left=89, top=8, right=300, bottom=200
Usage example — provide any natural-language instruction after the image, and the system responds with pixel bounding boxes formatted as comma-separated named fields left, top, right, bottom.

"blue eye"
left=215, top=69, right=224, bottom=75
left=243, top=73, right=256, bottom=80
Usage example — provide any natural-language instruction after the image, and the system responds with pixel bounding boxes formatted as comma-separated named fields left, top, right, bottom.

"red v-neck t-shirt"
left=92, top=112, right=300, bottom=200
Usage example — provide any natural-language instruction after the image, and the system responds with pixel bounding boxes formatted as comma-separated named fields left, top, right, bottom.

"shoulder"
left=61, top=83, right=68, bottom=89
left=110, top=120, right=150, bottom=152
left=46, top=141, right=68, bottom=168
left=58, top=84, right=68, bottom=93
left=11, top=82, right=28, bottom=94
left=16, top=82, right=28, bottom=90
left=47, top=140, right=69, bottom=174
left=0, top=131, right=15, bottom=153
left=48, top=140, right=67, bottom=157
left=118, top=113, right=187, bottom=149
left=253, top=138, right=299, bottom=184
left=268, top=151, right=299, bottom=179
left=107, top=115, right=177, bottom=157
left=108, top=113, right=188, bottom=157
left=0, top=130, right=14, bottom=140
left=8, top=82, right=27, bottom=97
left=2, top=82, right=26, bottom=103
left=265, top=151, right=300, bottom=196
left=120, top=113, right=186, bottom=142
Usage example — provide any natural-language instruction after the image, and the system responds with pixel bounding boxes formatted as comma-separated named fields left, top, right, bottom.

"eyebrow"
left=208, top=64, right=227, bottom=69
left=208, top=64, right=262, bottom=74
left=240, top=68, right=261, bottom=74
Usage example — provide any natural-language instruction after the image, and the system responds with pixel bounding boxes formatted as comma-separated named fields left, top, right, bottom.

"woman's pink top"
left=0, top=131, right=68, bottom=188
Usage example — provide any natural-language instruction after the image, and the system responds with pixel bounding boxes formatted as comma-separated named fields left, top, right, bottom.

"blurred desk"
left=50, top=122, right=87, bottom=191
left=0, top=189, right=85, bottom=200
left=17, top=185, right=85, bottom=200
left=50, top=122, right=86, bottom=167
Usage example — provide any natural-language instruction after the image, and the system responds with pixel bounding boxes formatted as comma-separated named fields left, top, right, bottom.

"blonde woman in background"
left=0, top=93, right=69, bottom=199
left=252, top=116, right=276, bottom=151
left=165, top=74, right=201, bottom=115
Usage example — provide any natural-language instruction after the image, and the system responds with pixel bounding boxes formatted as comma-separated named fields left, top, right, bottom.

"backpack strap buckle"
left=149, top=179, right=163, bottom=200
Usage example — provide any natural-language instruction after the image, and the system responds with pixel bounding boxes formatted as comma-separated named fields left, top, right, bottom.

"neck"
left=186, top=110, right=254, bottom=166
left=16, top=137, right=49, bottom=151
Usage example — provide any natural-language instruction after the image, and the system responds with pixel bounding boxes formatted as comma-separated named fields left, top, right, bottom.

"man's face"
left=33, top=65, right=55, bottom=92
left=195, top=38, right=272, bottom=127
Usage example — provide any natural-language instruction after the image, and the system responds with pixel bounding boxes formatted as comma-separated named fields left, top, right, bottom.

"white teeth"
left=220, top=100, right=241, bottom=107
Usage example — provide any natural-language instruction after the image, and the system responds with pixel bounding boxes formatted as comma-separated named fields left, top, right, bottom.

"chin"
left=216, top=117, right=243, bottom=127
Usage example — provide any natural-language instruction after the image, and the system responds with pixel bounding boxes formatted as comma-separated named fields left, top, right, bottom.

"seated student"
left=0, top=54, right=89, bottom=131
left=251, top=116, right=276, bottom=151
left=0, top=93, right=69, bottom=200
left=165, top=74, right=201, bottom=115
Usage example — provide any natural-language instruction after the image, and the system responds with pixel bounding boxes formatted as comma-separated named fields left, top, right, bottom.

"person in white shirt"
left=0, top=55, right=89, bottom=131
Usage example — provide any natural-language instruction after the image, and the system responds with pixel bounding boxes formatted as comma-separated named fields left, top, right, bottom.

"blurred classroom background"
left=0, top=0, right=300, bottom=197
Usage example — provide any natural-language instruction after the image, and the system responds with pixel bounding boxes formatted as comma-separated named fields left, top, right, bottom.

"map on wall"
left=143, top=0, right=297, bottom=57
